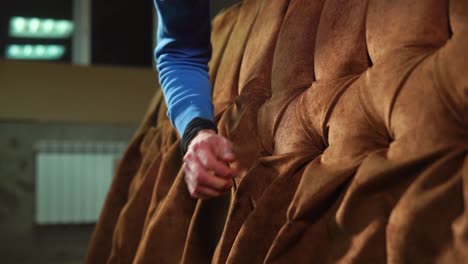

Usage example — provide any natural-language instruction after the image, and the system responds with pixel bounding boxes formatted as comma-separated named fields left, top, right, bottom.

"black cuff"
left=181, top=117, right=218, bottom=155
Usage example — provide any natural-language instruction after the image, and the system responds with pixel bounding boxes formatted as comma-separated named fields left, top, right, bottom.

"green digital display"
left=6, top=44, right=65, bottom=60
left=9, top=16, right=74, bottom=39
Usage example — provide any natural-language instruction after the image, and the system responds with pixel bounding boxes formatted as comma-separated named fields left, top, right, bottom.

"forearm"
left=154, top=0, right=214, bottom=136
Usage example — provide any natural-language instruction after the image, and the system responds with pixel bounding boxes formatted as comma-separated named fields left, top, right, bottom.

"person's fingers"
left=184, top=156, right=232, bottom=190
left=195, top=145, right=237, bottom=178
left=183, top=131, right=238, bottom=199
left=183, top=163, right=230, bottom=199
left=213, top=137, right=236, bottom=162
left=191, top=185, right=224, bottom=199
left=186, top=130, right=236, bottom=163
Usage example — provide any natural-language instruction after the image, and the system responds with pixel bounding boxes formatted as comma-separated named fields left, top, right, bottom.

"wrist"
left=181, top=118, right=218, bottom=155
left=196, top=129, right=216, bottom=136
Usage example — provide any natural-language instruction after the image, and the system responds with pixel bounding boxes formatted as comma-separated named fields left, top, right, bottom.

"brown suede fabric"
left=85, top=0, right=468, bottom=263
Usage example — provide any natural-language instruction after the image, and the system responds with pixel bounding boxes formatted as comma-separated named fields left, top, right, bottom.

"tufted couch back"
left=85, top=0, right=468, bottom=263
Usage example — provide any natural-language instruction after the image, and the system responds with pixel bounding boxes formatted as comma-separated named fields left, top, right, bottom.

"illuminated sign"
left=9, top=17, right=74, bottom=39
left=6, top=44, right=66, bottom=60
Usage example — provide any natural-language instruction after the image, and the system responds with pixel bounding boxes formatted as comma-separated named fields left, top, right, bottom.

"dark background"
left=91, top=0, right=154, bottom=66
left=0, top=0, right=240, bottom=67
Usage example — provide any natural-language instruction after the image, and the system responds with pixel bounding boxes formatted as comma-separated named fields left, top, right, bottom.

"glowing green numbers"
left=6, top=44, right=65, bottom=60
left=9, top=17, right=74, bottom=39
left=6, top=17, right=74, bottom=60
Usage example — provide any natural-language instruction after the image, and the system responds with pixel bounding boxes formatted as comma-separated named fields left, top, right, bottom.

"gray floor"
left=3, top=224, right=94, bottom=264
left=34, top=225, right=94, bottom=264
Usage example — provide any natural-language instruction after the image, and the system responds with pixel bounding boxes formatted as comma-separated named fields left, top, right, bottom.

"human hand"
left=183, top=129, right=237, bottom=199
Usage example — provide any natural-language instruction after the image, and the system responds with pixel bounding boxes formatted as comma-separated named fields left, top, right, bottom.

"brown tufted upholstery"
left=85, top=0, right=468, bottom=263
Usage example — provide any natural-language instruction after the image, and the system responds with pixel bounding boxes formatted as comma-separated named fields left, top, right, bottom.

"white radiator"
left=35, top=140, right=126, bottom=224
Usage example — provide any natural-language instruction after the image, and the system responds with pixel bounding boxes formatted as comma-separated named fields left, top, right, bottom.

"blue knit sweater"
left=154, top=0, right=213, bottom=136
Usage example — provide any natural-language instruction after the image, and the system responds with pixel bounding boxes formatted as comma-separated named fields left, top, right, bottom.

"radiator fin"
left=35, top=141, right=126, bottom=224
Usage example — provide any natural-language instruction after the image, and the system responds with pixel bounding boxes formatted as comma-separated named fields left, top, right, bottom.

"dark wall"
left=91, top=0, right=154, bottom=67
left=91, top=0, right=241, bottom=67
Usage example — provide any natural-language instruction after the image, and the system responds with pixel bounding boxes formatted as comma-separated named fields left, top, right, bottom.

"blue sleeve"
left=154, top=0, right=214, bottom=136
